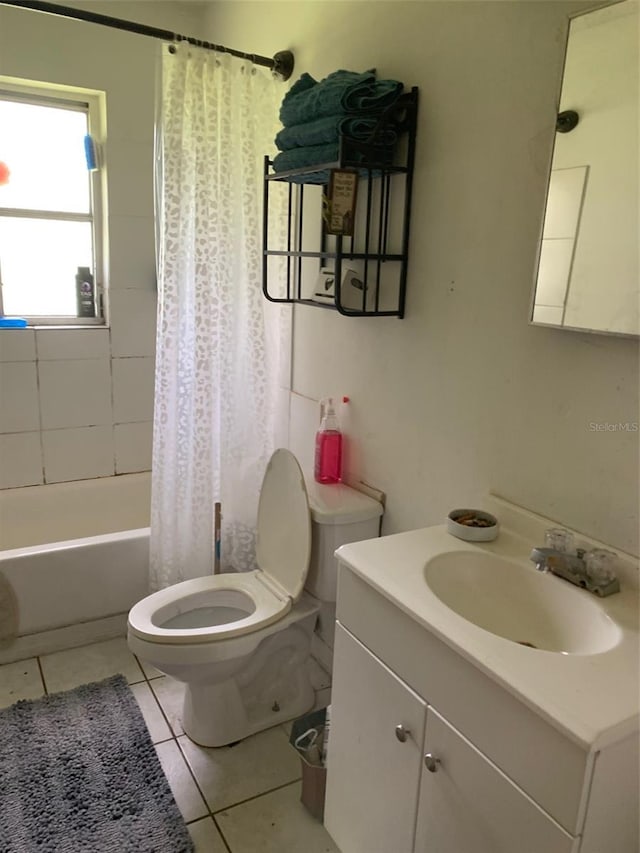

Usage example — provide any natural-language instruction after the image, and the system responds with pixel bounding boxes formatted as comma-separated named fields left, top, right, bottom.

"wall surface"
left=205, top=0, right=639, bottom=555
left=0, top=1, right=205, bottom=487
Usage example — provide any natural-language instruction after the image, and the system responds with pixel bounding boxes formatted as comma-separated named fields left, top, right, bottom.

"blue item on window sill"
left=0, top=317, right=28, bottom=328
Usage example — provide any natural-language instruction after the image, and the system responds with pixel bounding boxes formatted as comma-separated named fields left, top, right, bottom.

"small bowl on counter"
left=447, top=508, right=499, bottom=542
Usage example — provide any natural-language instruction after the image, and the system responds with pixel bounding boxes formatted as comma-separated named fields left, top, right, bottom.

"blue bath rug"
left=0, top=674, right=194, bottom=852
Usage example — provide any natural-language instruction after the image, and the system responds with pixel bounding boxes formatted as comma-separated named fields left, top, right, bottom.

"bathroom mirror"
left=531, top=0, right=638, bottom=337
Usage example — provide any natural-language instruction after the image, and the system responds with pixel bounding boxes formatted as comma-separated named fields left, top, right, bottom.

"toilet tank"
left=304, top=481, right=383, bottom=602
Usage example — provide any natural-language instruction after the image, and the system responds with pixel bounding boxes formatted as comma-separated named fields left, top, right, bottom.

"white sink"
left=424, top=551, right=622, bottom=654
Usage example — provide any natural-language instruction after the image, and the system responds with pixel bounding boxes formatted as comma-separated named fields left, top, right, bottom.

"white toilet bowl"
left=128, top=575, right=319, bottom=745
left=128, top=449, right=383, bottom=747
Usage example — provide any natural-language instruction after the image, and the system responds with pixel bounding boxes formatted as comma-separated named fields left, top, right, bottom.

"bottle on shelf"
left=314, top=397, right=342, bottom=484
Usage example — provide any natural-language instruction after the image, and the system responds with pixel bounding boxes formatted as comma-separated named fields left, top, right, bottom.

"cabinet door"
left=325, top=623, right=427, bottom=853
left=415, top=708, right=576, bottom=853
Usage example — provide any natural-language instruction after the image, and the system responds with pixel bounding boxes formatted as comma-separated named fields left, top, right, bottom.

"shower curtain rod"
left=0, top=0, right=295, bottom=80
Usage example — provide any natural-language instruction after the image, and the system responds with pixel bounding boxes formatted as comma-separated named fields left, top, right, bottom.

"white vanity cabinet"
left=325, top=563, right=639, bottom=853
left=415, top=707, right=573, bottom=853
left=324, top=624, right=427, bottom=853
left=326, top=624, right=575, bottom=853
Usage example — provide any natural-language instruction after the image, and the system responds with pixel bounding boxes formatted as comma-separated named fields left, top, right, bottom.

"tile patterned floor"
left=0, top=638, right=338, bottom=853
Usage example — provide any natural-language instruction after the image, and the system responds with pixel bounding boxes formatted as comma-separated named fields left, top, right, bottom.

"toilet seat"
left=128, top=449, right=312, bottom=646
left=128, top=571, right=292, bottom=644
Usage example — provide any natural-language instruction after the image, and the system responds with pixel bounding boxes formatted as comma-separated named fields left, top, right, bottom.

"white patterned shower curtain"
left=149, top=44, right=289, bottom=591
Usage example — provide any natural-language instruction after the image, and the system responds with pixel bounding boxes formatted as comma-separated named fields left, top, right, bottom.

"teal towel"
left=275, top=114, right=398, bottom=152
left=273, top=143, right=339, bottom=173
left=272, top=142, right=393, bottom=177
left=279, top=70, right=403, bottom=127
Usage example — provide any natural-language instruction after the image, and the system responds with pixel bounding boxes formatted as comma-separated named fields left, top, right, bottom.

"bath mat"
left=0, top=674, right=194, bottom=853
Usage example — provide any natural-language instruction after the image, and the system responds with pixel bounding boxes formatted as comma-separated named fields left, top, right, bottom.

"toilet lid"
left=256, top=449, right=311, bottom=601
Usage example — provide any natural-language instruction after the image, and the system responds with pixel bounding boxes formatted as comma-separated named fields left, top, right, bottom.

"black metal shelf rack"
left=262, top=87, right=418, bottom=318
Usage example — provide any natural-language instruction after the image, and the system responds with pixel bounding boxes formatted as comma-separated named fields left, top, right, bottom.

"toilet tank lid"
left=305, top=480, right=384, bottom=525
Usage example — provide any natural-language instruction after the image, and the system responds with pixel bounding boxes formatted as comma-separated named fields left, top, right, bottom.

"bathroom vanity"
left=324, top=499, right=639, bottom=853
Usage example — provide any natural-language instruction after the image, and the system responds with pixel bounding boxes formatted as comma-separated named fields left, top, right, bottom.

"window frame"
left=0, top=78, right=107, bottom=327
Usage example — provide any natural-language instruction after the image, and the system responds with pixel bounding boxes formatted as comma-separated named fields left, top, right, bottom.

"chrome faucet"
left=530, top=539, right=620, bottom=597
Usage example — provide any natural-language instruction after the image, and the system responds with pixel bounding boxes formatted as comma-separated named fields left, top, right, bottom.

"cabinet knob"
left=424, top=753, right=441, bottom=773
left=395, top=724, right=410, bottom=743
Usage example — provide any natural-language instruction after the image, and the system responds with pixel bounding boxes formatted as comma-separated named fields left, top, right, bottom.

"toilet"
left=127, top=449, right=382, bottom=747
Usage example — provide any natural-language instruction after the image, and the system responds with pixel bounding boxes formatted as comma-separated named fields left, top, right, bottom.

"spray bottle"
left=314, top=397, right=342, bottom=484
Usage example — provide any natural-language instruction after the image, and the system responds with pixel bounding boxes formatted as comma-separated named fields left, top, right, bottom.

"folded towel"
left=279, top=70, right=403, bottom=127
left=275, top=114, right=398, bottom=152
left=273, top=143, right=339, bottom=173
left=272, top=141, right=393, bottom=176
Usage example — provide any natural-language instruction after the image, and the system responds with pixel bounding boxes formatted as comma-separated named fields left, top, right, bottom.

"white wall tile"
left=112, top=358, right=155, bottom=423
left=0, top=362, right=40, bottom=433
left=0, top=432, right=43, bottom=488
left=42, top=425, right=114, bottom=483
left=109, top=290, right=157, bottom=357
left=114, top=421, right=152, bottom=473
left=39, top=360, right=113, bottom=429
left=36, top=328, right=110, bottom=360
left=542, top=166, right=588, bottom=240
left=288, top=392, right=319, bottom=476
left=108, top=215, right=157, bottom=291
left=534, top=239, right=574, bottom=307
left=107, top=141, right=154, bottom=218
left=0, top=329, right=36, bottom=362
left=532, top=305, right=564, bottom=326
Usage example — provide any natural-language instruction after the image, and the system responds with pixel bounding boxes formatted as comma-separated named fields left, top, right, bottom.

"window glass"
left=0, top=217, right=93, bottom=316
left=0, top=99, right=91, bottom=214
left=0, top=81, right=104, bottom=324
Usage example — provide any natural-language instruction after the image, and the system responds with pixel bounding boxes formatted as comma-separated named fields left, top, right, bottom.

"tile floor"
left=0, top=637, right=338, bottom=853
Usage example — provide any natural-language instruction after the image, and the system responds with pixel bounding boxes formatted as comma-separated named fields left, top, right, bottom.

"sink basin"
left=424, top=551, right=622, bottom=654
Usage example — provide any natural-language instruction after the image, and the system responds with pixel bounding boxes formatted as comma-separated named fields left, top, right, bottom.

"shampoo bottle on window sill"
left=314, top=397, right=342, bottom=484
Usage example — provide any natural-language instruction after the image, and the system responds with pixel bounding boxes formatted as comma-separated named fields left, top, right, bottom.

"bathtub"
left=0, top=473, right=151, bottom=664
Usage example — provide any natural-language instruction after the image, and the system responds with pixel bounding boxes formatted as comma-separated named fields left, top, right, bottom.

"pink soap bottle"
left=314, top=397, right=342, bottom=484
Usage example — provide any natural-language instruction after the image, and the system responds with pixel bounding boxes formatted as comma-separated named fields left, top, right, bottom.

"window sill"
left=0, top=323, right=109, bottom=330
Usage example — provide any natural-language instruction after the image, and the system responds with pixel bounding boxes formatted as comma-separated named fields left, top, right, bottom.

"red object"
left=0, top=162, right=10, bottom=186
left=314, top=430, right=342, bottom=484
left=314, top=397, right=343, bottom=484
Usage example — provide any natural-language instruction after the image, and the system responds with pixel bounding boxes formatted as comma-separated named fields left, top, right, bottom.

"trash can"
left=289, top=708, right=327, bottom=821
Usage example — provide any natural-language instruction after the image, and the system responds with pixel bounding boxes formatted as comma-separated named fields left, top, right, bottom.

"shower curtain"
left=150, top=44, right=289, bottom=591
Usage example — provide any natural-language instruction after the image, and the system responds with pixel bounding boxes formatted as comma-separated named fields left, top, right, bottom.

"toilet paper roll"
left=313, top=268, right=365, bottom=303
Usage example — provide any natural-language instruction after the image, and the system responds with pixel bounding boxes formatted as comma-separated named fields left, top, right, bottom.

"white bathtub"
left=0, top=473, right=151, bottom=663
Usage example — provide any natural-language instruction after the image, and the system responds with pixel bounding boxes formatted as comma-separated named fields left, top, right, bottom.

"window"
left=0, top=79, right=106, bottom=325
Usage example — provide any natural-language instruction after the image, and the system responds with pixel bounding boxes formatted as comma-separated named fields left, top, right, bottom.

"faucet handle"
left=585, top=549, right=617, bottom=585
left=544, top=528, right=574, bottom=554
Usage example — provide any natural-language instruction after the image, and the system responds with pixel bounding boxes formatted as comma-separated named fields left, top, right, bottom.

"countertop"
left=335, top=496, right=640, bottom=751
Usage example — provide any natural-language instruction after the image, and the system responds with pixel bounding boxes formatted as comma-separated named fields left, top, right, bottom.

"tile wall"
left=0, top=317, right=156, bottom=487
